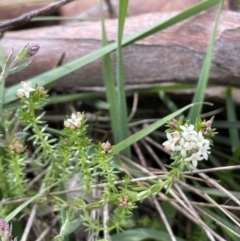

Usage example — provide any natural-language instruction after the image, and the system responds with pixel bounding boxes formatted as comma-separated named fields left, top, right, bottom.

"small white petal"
left=192, top=159, right=198, bottom=168
left=65, top=112, right=82, bottom=128
left=175, top=138, right=190, bottom=157
left=166, top=132, right=172, bottom=140
left=181, top=149, right=186, bottom=157
left=185, top=152, right=204, bottom=168
left=17, top=81, right=35, bottom=98
left=162, top=132, right=180, bottom=151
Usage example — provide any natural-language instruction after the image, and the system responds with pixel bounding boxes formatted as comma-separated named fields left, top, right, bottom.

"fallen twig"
left=0, top=0, right=76, bottom=37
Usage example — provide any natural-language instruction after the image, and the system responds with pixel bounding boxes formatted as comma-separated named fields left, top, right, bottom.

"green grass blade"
left=111, top=228, right=185, bottom=241
left=225, top=87, right=240, bottom=152
left=188, top=0, right=224, bottom=121
left=113, top=103, right=207, bottom=154
left=116, top=0, right=130, bottom=157
left=121, top=0, right=221, bottom=46
left=100, top=0, right=119, bottom=145
left=158, top=91, right=178, bottom=112
left=4, top=0, right=221, bottom=105
left=46, top=92, right=104, bottom=104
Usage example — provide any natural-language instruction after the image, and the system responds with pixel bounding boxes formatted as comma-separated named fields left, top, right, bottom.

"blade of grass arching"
left=113, top=103, right=210, bottom=154
left=188, top=0, right=224, bottom=121
left=111, top=228, right=185, bottom=241
left=121, top=0, right=221, bottom=46
left=4, top=92, right=104, bottom=111
left=4, top=0, right=221, bottom=105
left=100, top=0, right=119, bottom=145
left=158, top=91, right=178, bottom=113
left=128, top=83, right=197, bottom=95
left=47, top=92, right=103, bottom=104
left=225, top=87, right=240, bottom=152
left=116, top=0, right=130, bottom=157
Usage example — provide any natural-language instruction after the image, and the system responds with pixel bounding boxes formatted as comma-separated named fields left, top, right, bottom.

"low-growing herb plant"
left=0, top=45, right=216, bottom=241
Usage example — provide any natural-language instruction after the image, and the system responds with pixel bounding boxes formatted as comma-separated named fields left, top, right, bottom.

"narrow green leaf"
left=188, top=0, right=224, bottom=121
left=116, top=0, right=130, bottom=157
left=47, top=92, right=103, bottom=104
left=60, top=207, right=67, bottom=223
left=61, top=218, right=82, bottom=236
left=7, top=60, right=32, bottom=74
left=54, top=235, right=64, bottom=241
left=100, top=0, right=119, bottom=144
left=111, top=228, right=185, bottom=241
left=158, top=91, right=178, bottom=112
left=113, top=103, right=207, bottom=154
left=225, top=87, right=240, bottom=152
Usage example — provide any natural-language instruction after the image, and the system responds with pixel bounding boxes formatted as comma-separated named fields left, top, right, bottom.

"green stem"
left=0, top=71, right=7, bottom=117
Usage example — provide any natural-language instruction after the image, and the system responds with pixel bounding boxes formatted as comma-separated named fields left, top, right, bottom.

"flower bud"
left=64, top=120, right=71, bottom=128
left=36, top=86, right=47, bottom=95
left=206, top=121, right=212, bottom=127
left=27, top=44, right=40, bottom=57
left=101, top=141, right=112, bottom=155
left=0, top=219, right=12, bottom=241
left=9, top=137, right=25, bottom=154
left=118, top=196, right=131, bottom=208
left=170, top=119, right=178, bottom=129
left=15, top=44, right=40, bottom=61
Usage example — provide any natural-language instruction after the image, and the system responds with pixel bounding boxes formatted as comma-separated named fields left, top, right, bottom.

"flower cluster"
left=0, top=219, right=16, bottom=241
left=101, top=141, right=112, bottom=155
left=64, top=112, right=83, bottom=130
left=16, top=81, right=48, bottom=100
left=163, top=123, right=211, bottom=168
left=9, top=137, right=25, bottom=154
left=118, top=196, right=132, bottom=208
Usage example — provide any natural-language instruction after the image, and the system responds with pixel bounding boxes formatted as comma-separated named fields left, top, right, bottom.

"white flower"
left=185, top=152, right=204, bottom=168
left=180, top=124, right=197, bottom=140
left=17, top=81, right=35, bottom=98
left=162, top=122, right=212, bottom=169
left=174, top=137, right=193, bottom=157
left=64, top=112, right=83, bottom=129
left=162, top=131, right=180, bottom=151
left=180, top=124, right=195, bottom=133
left=197, top=142, right=211, bottom=160
left=193, top=131, right=210, bottom=145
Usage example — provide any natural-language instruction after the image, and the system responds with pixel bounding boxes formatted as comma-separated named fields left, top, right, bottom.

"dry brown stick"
left=0, top=0, right=76, bottom=37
